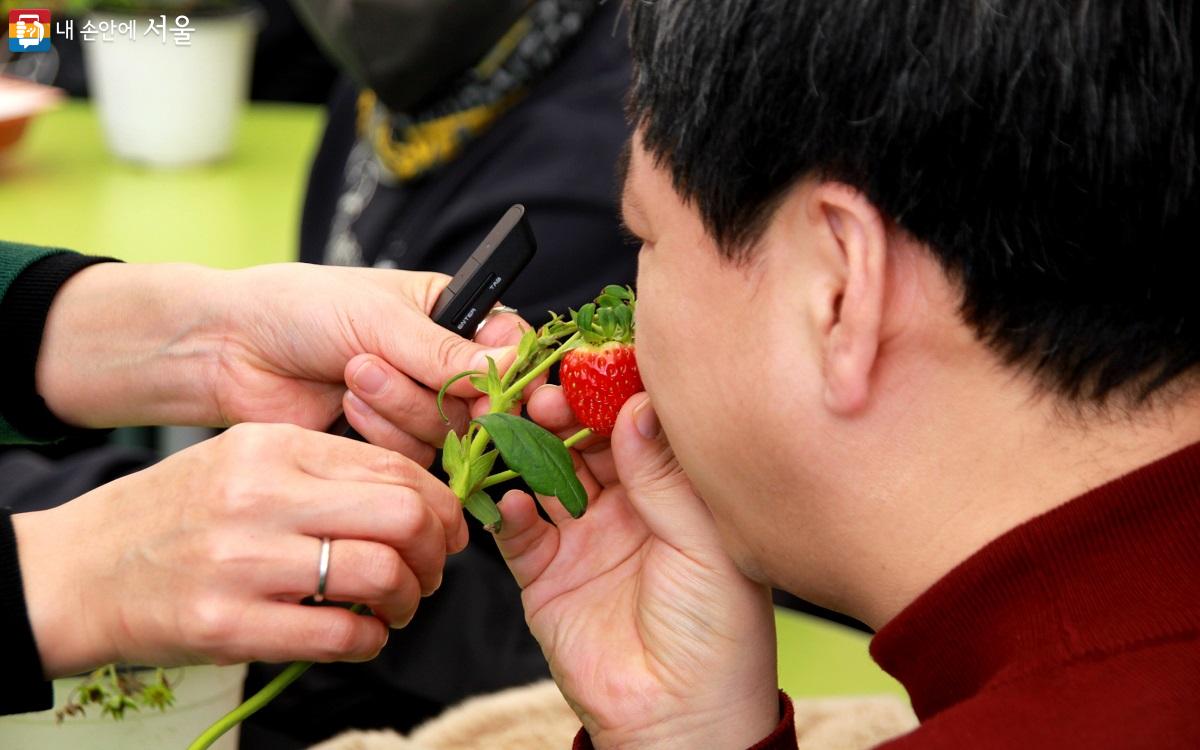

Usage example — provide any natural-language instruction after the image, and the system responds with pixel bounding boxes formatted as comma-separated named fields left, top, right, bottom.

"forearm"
left=36, top=263, right=228, bottom=429
left=10, top=505, right=116, bottom=680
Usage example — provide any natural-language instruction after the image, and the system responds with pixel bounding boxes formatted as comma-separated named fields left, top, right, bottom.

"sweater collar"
left=870, top=440, right=1200, bottom=721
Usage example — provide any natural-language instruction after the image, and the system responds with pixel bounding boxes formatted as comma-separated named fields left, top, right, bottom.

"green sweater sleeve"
left=0, top=241, right=64, bottom=295
left=0, top=241, right=115, bottom=445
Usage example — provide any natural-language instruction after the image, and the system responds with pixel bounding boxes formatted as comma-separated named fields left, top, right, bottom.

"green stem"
left=500, top=332, right=581, bottom=404
left=188, top=662, right=311, bottom=750
left=477, top=469, right=518, bottom=491
left=562, top=427, right=593, bottom=450
left=463, top=334, right=580, bottom=479
left=188, top=604, right=367, bottom=750
left=476, top=428, right=593, bottom=491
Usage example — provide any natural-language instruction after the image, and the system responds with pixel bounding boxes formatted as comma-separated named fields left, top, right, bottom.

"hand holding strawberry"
left=494, top=387, right=781, bottom=750
left=560, top=286, right=644, bottom=437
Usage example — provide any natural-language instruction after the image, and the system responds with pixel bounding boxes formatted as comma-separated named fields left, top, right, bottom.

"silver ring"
left=314, top=537, right=331, bottom=603
left=475, top=304, right=520, bottom=335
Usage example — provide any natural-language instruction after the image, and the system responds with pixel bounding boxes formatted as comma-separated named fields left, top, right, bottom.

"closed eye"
left=617, top=217, right=642, bottom=247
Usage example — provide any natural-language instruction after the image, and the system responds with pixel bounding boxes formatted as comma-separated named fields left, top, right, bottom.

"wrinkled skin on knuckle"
left=196, top=527, right=254, bottom=570
left=212, top=470, right=267, bottom=520
left=317, top=615, right=366, bottom=661
left=434, top=334, right=468, bottom=379
left=362, top=546, right=408, bottom=598
left=210, top=430, right=292, bottom=517
left=222, top=422, right=300, bottom=461
left=374, top=449, right=416, bottom=482
left=384, top=490, right=428, bottom=542
left=182, top=596, right=238, bottom=658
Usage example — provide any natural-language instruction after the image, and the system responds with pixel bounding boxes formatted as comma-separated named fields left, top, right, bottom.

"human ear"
left=808, top=184, right=889, bottom=415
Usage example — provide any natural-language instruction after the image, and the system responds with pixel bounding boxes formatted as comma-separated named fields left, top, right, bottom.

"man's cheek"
left=634, top=317, right=664, bottom=397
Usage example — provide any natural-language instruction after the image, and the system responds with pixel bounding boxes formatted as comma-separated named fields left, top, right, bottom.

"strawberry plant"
left=189, top=285, right=640, bottom=749
left=559, top=287, right=643, bottom=437
left=55, top=665, right=178, bottom=724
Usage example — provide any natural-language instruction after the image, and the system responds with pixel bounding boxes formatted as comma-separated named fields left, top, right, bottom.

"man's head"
left=619, top=1, right=1199, bottom=620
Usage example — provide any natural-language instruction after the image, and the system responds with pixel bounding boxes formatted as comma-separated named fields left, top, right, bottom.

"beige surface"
left=310, top=678, right=916, bottom=750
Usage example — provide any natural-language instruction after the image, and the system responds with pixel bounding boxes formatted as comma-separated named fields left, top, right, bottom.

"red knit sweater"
left=575, top=441, right=1200, bottom=749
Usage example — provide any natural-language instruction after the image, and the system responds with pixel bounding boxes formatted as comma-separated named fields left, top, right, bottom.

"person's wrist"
left=588, top=687, right=781, bottom=750
left=12, top=506, right=117, bottom=679
left=36, top=263, right=226, bottom=428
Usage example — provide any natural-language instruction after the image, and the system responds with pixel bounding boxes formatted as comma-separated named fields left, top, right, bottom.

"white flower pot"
left=83, top=8, right=260, bottom=167
left=0, top=663, right=248, bottom=749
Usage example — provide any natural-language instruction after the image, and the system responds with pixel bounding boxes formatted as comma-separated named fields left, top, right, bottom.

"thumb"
left=610, top=393, right=724, bottom=552
left=384, top=307, right=516, bottom=398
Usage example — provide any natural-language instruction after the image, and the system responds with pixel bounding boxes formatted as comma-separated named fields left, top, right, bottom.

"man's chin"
left=729, top=548, right=774, bottom=588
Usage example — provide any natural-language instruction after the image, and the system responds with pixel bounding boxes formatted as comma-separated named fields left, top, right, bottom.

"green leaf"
left=469, top=375, right=490, bottom=392
left=611, top=304, right=635, bottom=343
left=603, top=284, right=632, bottom=301
left=441, top=429, right=462, bottom=477
left=468, top=450, right=499, bottom=492
left=597, top=293, right=621, bottom=309
left=465, top=491, right=503, bottom=532
left=576, top=303, right=595, bottom=333
left=472, top=413, right=588, bottom=518
left=438, top=370, right=481, bottom=423
left=443, top=431, right=473, bottom=500
left=505, top=329, right=541, bottom=389
left=517, top=328, right=538, bottom=362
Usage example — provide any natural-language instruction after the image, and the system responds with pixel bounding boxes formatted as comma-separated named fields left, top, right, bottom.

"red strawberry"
left=559, top=285, right=641, bottom=436
left=560, top=343, right=643, bottom=436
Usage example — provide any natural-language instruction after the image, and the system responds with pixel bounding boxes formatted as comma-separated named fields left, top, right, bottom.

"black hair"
left=627, top=0, right=1198, bottom=402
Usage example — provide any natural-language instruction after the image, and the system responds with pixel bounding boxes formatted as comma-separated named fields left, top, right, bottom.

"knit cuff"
left=0, top=508, right=53, bottom=714
left=0, top=252, right=120, bottom=444
left=571, top=691, right=797, bottom=750
left=748, top=691, right=797, bottom=750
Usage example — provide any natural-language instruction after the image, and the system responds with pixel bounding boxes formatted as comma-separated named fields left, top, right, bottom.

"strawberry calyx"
left=571, top=285, right=635, bottom=347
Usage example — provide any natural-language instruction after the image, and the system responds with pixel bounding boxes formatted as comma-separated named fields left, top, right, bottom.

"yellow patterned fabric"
left=357, top=89, right=524, bottom=181
left=357, top=0, right=595, bottom=181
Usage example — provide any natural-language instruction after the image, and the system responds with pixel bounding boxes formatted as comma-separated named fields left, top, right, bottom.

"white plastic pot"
left=0, top=663, right=248, bottom=749
left=83, top=8, right=259, bottom=167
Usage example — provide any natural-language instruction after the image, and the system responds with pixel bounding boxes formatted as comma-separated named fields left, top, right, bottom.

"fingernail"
left=472, top=346, right=515, bottom=371
left=634, top=397, right=660, bottom=440
left=345, top=391, right=371, bottom=416
left=353, top=361, right=387, bottom=395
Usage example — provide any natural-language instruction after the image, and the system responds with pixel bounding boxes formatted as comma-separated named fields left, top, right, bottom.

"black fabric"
left=251, top=0, right=339, bottom=104
left=241, top=4, right=636, bottom=746
left=0, top=446, right=157, bottom=515
left=772, top=590, right=871, bottom=634
left=0, top=253, right=118, bottom=444
left=0, top=508, right=53, bottom=715
left=299, top=4, right=637, bottom=329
